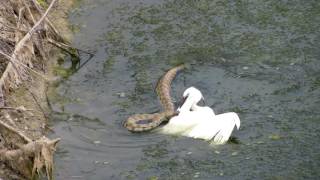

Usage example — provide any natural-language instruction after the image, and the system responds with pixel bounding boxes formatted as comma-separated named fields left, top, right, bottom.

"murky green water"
left=50, top=0, right=320, bottom=179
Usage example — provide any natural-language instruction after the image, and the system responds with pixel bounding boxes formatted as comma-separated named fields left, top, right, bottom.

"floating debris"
left=269, top=134, right=281, bottom=140
left=231, top=152, right=238, bottom=156
left=116, top=92, right=126, bottom=98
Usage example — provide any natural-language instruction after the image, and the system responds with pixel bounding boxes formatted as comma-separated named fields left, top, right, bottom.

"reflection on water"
left=51, top=0, right=320, bottom=179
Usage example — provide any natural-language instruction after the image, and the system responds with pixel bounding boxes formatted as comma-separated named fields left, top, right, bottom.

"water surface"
left=51, top=0, right=320, bottom=179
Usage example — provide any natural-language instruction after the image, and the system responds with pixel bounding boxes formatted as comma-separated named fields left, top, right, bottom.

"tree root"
left=0, top=119, right=60, bottom=179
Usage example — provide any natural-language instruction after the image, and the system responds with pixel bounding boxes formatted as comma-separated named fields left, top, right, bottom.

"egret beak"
left=177, top=95, right=188, bottom=113
left=201, top=96, right=206, bottom=106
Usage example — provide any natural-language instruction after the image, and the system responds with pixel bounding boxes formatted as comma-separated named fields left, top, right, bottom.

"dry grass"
left=0, top=0, right=69, bottom=179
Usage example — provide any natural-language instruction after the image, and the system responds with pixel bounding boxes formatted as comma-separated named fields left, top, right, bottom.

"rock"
left=93, top=140, right=101, bottom=144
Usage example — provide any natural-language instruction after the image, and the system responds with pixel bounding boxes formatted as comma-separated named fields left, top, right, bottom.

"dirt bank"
left=0, top=0, right=74, bottom=179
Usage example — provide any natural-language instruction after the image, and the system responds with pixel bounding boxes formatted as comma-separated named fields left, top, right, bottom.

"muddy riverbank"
left=0, top=0, right=74, bottom=179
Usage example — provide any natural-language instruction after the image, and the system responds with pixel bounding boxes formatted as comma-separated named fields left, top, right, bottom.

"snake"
left=124, top=64, right=185, bottom=132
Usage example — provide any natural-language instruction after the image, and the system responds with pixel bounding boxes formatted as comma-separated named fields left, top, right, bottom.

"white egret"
left=161, top=87, right=240, bottom=145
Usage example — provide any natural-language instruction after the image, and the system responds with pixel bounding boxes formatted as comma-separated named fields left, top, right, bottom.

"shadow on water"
left=50, top=0, right=320, bottom=179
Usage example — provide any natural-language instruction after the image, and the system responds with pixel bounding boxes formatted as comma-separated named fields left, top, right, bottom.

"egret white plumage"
left=161, top=87, right=241, bottom=144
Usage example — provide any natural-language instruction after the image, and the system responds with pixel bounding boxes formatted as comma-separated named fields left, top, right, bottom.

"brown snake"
left=124, top=64, right=185, bottom=132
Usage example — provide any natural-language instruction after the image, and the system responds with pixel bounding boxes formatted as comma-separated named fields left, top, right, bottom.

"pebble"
left=214, top=151, right=220, bottom=154
left=242, top=66, right=249, bottom=70
left=103, top=161, right=109, bottom=165
left=231, top=152, right=238, bottom=156
left=17, top=106, right=26, bottom=111
left=219, top=172, right=224, bottom=176
left=93, top=140, right=101, bottom=144
left=290, top=62, right=295, bottom=66
left=187, top=151, right=192, bottom=155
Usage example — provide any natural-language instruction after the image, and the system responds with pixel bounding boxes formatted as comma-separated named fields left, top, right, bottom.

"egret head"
left=183, top=87, right=204, bottom=102
left=178, top=87, right=204, bottom=112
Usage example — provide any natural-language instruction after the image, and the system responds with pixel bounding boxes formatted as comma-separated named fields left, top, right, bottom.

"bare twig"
left=47, top=38, right=94, bottom=56
left=0, top=50, right=47, bottom=80
left=22, top=0, right=37, bottom=25
left=0, top=119, right=32, bottom=143
left=31, top=0, right=65, bottom=42
left=47, top=38, right=79, bottom=57
left=0, top=106, right=34, bottom=111
left=0, top=86, right=4, bottom=107
left=15, top=0, right=57, bottom=50
left=4, top=112, right=16, bottom=126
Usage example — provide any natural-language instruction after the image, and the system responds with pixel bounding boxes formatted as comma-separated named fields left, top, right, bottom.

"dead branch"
left=47, top=38, right=79, bottom=58
left=0, top=117, right=60, bottom=179
left=31, top=0, right=64, bottom=40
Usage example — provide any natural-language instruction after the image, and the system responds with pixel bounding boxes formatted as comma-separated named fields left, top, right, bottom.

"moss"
left=36, top=0, right=48, bottom=8
left=148, top=176, right=159, bottom=180
left=103, top=56, right=115, bottom=73
left=53, top=66, right=73, bottom=78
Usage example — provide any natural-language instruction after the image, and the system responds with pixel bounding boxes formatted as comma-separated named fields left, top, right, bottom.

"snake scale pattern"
left=124, top=64, right=185, bottom=132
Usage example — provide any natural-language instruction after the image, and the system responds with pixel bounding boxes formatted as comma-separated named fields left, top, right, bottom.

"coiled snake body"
left=124, top=64, right=185, bottom=132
